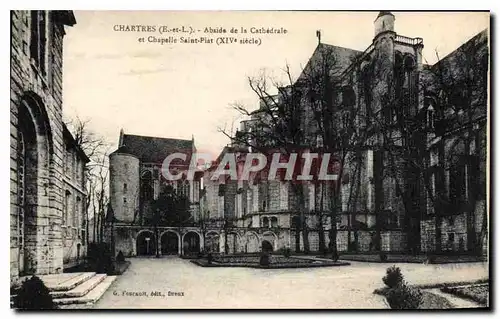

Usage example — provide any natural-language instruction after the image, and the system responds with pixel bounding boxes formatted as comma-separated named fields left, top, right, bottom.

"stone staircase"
left=18, top=272, right=116, bottom=308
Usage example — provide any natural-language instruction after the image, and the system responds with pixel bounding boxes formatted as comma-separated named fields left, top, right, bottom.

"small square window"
left=123, top=197, right=127, bottom=204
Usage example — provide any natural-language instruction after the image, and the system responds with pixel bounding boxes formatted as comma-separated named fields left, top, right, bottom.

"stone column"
left=178, top=234, right=182, bottom=255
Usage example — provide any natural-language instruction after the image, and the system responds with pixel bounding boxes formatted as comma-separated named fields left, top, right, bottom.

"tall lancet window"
left=403, top=55, right=416, bottom=106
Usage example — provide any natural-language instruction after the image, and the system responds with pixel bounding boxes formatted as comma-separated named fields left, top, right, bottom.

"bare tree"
left=221, top=65, right=313, bottom=253
left=66, top=117, right=111, bottom=245
left=221, top=45, right=368, bottom=256
left=298, top=45, right=369, bottom=257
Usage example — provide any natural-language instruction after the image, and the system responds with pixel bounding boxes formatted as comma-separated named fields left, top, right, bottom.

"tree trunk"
left=329, top=182, right=338, bottom=258
left=293, top=183, right=310, bottom=254
left=318, top=183, right=326, bottom=253
left=373, top=149, right=384, bottom=252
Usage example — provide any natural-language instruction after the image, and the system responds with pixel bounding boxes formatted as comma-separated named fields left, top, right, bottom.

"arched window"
left=271, top=217, right=278, bottom=228
left=394, top=51, right=404, bottom=97
left=403, top=55, right=417, bottom=106
left=30, top=11, right=47, bottom=74
left=262, top=217, right=269, bottom=228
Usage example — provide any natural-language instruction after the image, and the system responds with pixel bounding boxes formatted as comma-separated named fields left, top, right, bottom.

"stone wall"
left=421, top=212, right=472, bottom=252
left=10, top=11, right=76, bottom=284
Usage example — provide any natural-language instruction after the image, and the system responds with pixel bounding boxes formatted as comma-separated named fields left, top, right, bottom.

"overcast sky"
left=62, top=11, right=489, bottom=156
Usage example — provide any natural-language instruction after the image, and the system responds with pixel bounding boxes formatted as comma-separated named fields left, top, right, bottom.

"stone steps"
left=55, top=276, right=117, bottom=306
left=46, top=272, right=97, bottom=292
left=15, top=272, right=117, bottom=308
left=51, top=274, right=107, bottom=299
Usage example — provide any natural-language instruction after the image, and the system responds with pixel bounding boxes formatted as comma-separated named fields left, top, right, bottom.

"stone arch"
left=403, top=54, right=415, bottom=70
left=394, top=51, right=403, bottom=67
left=16, top=92, right=53, bottom=275
left=261, top=240, right=273, bottom=253
left=262, top=231, right=278, bottom=251
left=21, top=91, right=54, bottom=157
left=244, top=231, right=260, bottom=253
left=182, top=231, right=201, bottom=255
left=205, top=231, right=220, bottom=253
left=136, top=230, right=156, bottom=256
left=160, top=230, right=180, bottom=255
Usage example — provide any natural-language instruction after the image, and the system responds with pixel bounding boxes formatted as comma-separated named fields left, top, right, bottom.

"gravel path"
left=92, top=257, right=488, bottom=309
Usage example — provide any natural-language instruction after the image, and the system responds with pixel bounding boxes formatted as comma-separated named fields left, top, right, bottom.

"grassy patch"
left=420, top=291, right=454, bottom=309
left=441, top=284, right=489, bottom=305
left=413, top=278, right=489, bottom=290
left=331, top=253, right=486, bottom=264
left=191, top=255, right=349, bottom=269
left=374, top=287, right=453, bottom=309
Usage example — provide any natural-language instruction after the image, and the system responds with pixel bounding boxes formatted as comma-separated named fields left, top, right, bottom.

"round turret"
left=109, top=146, right=140, bottom=223
left=374, top=11, right=395, bottom=38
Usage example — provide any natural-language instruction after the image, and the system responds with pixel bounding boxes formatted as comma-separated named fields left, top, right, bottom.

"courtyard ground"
left=92, top=256, right=488, bottom=309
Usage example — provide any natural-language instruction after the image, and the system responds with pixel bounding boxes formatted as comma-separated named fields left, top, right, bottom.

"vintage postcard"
left=9, top=10, right=490, bottom=310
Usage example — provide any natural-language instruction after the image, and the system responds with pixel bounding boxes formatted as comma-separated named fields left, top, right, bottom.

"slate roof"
left=296, top=43, right=362, bottom=82
left=113, top=133, right=194, bottom=164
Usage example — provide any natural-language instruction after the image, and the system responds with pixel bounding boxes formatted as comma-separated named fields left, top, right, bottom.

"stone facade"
left=202, top=12, right=488, bottom=255
left=108, top=131, right=204, bottom=257
left=10, top=10, right=88, bottom=286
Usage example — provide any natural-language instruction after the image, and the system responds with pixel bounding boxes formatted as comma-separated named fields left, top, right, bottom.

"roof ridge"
left=123, top=133, right=193, bottom=142
left=319, top=42, right=363, bottom=53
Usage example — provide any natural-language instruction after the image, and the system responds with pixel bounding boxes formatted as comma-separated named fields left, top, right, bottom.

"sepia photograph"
left=9, top=9, right=490, bottom=310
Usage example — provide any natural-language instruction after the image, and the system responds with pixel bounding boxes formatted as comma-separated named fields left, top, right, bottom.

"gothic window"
left=341, top=86, right=356, bottom=107
left=397, top=55, right=416, bottom=108
left=262, top=217, right=269, bottom=228
left=427, top=107, right=435, bottom=129
left=124, top=183, right=128, bottom=191
left=141, top=171, right=153, bottom=201
left=449, top=157, right=466, bottom=208
left=30, top=10, right=47, bottom=74
left=291, top=216, right=300, bottom=229
left=450, top=83, right=468, bottom=111
left=271, top=217, right=278, bottom=228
